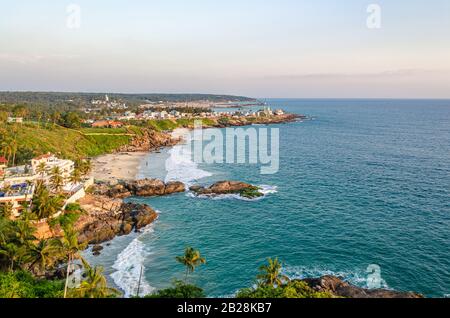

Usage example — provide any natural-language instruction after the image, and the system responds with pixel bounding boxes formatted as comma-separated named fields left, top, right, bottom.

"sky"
left=1, top=0, right=450, bottom=98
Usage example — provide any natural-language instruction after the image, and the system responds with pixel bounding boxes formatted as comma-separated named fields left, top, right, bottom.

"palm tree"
left=69, top=167, right=82, bottom=185
left=50, top=166, right=64, bottom=193
left=0, top=203, right=14, bottom=219
left=9, top=139, right=17, bottom=167
left=26, top=239, right=61, bottom=275
left=69, top=259, right=119, bottom=298
left=256, top=257, right=290, bottom=287
left=12, top=218, right=37, bottom=246
left=0, top=216, right=13, bottom=245
left=36, top=111, right=43, bottom=128
left=59, top=224, right=87, bottom=298
left=176, top=247, right=206, bottom=283
left=36, top=162, right=47, bottom=177
left=1, top=183, right=12, bottom=196
left=79, top=160, right=92, bottom=177
left=51, top=111, right=61, bottom=127
left=33, top=190, right=64, bottom=220
left=0, top=242, right=26, bottom=271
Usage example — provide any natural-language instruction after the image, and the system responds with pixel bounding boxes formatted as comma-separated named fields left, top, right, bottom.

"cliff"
left=117, top=129, right=179, bottom=153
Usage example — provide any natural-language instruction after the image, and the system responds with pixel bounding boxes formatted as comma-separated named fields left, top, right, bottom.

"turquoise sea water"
left=86, top=99, right=450, bottom=298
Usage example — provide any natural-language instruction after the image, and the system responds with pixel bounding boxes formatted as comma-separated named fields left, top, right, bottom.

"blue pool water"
left=86, top=99, right=450, bottom=298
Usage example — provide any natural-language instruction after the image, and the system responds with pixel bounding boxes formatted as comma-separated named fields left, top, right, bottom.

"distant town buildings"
left=91, top=94, right=128, bottom=110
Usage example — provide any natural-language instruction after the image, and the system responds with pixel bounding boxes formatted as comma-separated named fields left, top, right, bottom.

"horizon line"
left=1, top=90, right=450, bottom=101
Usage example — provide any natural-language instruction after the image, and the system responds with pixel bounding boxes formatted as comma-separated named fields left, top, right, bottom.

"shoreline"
left=89, top=114, right=301, bottom=182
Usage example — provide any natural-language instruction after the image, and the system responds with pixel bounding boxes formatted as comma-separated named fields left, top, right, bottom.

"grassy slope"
left=6, top=123, right=134, bottom=162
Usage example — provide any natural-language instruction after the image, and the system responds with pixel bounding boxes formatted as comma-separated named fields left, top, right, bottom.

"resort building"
left=0, top=183, right=35, bottom=218
left=31, top=153, right=75, bottom=183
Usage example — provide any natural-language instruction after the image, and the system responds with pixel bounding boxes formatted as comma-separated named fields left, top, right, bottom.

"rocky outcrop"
left=165, top=181, right=187, bottom=194
left=76, top=195, right=158, bottom=245
left=117, top=129, right=179, bottom=153
left=190, top=181, right=263, bottom=199
left=300, top=276, right=423, bottom=298
left=97, top=179, right=186, bottom=199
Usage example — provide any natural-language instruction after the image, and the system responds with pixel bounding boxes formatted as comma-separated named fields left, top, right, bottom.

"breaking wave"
left=165, top=130, right=212, bottom=186
left=110, top=225, right=156, bottom=298
left=282, top=265, right=390, bottom=290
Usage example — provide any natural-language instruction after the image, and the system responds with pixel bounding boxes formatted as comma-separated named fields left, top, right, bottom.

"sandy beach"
left=90, top=152, right=147, bottom=183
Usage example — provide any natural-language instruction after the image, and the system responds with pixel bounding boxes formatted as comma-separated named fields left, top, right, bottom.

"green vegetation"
left=0, top=122, right=134, bottom=165
left=240, top=186, right=264, bottom=199
left=218, top=116, right=231, bottom=126
left=236, top=280, right=335, bottom=298
left=176, top=247, right=206, bottom=283
left=78, top=127, right=130, bottom=134
left=32, top=181, right=65, bottom=219
left=145, top=119, right=179, bottom=132
left=0, top=92, right=255, bottom=108
left=0, top=208, right=116, bottom=298
left=236, top=258, right=335, bottom=298
left=256, top=257, right=289, bottom=286
left=0, top=223, right=336, bottom=299
left=144, top=247, right=207, bottom=298
left=0, top=271, right=64, bottom=298
left=145, top=280, right=205, bottom=298
left=175, top=118, right=216, bottom=128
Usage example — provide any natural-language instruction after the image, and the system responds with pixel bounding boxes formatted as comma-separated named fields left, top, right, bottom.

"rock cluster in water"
left=300, top=276, right=423, bottom=298
left=70, top=179, right=186, bottom=247
left=97, top=179, right=186, bottom=199
left=190, top=181, right=264, bottom=199
left=76, top=198, right=158, bottom=245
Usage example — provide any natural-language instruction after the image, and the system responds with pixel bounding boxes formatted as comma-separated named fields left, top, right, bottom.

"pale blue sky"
left=1, top=0, right=449, bottom=98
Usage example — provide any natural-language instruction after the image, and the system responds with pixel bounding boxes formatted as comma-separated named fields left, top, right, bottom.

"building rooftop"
left=33, top=153, right=54, bottom=161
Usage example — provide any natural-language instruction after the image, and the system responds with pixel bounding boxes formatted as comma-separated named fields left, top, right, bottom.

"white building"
left=0, top=185, right=35, bottom=218
left=159, top=111, right=169, bottom=119
left=31, top=153, right=75, bottom=184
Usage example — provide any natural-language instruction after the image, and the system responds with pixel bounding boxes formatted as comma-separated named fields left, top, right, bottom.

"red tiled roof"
left=0, top=156, right=7, bottom=164
left=92, top=120, right=123, bottom=127
left=33, top=153, right=53, bottom=161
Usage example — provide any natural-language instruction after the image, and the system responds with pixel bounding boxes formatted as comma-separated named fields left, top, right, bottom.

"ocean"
left=84, top=99, right=450, bottom=298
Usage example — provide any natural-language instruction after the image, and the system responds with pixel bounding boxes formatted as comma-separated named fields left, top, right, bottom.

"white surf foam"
left=110, top=225, right=156, bottom=298
left=165, top=130, right=212, bottom=186
left=282, top=265, right=390, bottom=290
left=188, top=185, right=278, bottom=202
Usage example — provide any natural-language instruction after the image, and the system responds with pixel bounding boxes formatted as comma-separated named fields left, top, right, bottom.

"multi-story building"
left=31, top=153, right=75, bottom=184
